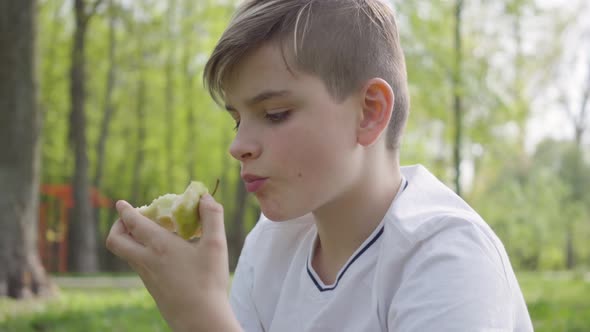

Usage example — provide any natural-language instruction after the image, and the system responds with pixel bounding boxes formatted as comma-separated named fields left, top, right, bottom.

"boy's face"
left=224, top=44, right=364, bottom=221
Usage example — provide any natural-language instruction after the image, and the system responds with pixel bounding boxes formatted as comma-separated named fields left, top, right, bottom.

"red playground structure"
left=39, top=184, right=112, bottom=273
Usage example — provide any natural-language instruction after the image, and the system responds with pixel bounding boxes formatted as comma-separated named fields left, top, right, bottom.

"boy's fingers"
left=116, top=200, right=165, bottom=246
left=106, top=218, right=148, bottom=262
left=198, top=194, right=227, bottom=247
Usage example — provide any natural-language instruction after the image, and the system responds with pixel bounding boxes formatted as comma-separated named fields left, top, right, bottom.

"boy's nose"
left=229, top=130, right=262, bottom=162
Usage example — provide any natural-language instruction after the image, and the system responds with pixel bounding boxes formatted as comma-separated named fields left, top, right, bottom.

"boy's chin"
left=260, top=209, right=292, bottom=222
left=260, top=206, right=309, bottom=222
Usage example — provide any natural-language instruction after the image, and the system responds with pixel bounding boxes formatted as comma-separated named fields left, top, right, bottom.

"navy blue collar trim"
left=307, top=225, right=385, bottom=292
left=306, top=177, right=408, bottom=292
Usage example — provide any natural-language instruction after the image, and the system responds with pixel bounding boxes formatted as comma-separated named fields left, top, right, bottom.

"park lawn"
left=518, top=271, right=590, bottom=332
left=0, top=272, right=589, bottom=331
left=0, top=287, right=169, bottom=332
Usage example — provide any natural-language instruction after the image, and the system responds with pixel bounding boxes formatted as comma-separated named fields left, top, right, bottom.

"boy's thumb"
left=198, top=194, right=226, bottom=242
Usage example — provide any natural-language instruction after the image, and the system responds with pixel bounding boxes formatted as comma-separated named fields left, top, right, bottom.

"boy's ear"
left=357, top=78, right=395, bottom=147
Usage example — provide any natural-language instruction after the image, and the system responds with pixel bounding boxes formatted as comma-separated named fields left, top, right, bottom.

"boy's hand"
left=106, top=194, right=240, bottom=331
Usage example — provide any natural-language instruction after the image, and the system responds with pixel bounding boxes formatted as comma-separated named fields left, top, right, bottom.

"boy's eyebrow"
left=225, top=89, right=292, bottom=111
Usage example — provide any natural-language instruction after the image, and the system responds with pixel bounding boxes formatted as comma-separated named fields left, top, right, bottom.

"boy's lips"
left=241, top=174, right=268, bottom=193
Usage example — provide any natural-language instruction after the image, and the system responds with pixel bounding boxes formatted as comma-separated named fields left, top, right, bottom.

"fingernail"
left=201, top=193, right=213, bottom=202
left=116, top=200, right=128, bottom=211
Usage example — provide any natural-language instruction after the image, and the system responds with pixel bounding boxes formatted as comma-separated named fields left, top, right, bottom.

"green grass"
left=0, top=288, right=169, bottom=332
left=0, top=272, right=588, bottom=331
left=518, top=271, right=590, bottom=332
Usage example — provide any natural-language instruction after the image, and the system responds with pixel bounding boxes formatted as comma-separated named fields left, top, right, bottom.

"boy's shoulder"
left=389, top=164, right=492, bottom=242
left=384, top=164, right=508, bottom=270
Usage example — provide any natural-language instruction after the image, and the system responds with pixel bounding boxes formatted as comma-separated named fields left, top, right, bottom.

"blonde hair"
left=204, top=0, right=410, bottom=150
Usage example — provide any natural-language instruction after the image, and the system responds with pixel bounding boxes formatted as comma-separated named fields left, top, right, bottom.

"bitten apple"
left=136, top=181, right=209, bottom=240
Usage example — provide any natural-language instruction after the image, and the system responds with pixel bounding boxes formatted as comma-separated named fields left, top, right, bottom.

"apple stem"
left=212, top=179, right=220, bottom=197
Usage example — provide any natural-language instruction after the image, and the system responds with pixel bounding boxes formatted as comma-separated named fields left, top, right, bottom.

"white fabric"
left=230, top=165, right=533, bottom=331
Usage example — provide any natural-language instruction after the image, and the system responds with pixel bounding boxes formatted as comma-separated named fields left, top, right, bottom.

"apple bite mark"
left=136, top=181, right=211, bottom=240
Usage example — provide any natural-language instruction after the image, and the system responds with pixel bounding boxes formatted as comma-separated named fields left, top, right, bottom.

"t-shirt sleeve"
left=229, top=216, right=265, bottom=332
left=388, top=221, right=525, bottom=332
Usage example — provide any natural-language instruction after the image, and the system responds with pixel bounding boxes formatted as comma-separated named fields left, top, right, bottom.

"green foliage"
left=397, top=0, right=569, bottom=184
left=473, top=164, right=570, bottom=269
left=396, top=0, right=588, bottom=271
left=38, top=0, right=238, bottom=195
left=470, top=139, right=590, bottom=270
left=37, top=0, right=247, bottom=266
left=35, top=0, right=589, bottom=273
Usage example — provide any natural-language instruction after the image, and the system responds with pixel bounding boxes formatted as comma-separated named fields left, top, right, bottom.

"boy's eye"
left=231, top=110, right=290, bottom=132
left=228, top=111, right=240, bottom=131
left=265, top=110, right=291, bottom=123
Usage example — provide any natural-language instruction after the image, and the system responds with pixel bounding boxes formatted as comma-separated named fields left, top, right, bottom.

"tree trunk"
left=564, top=52, right=589, bottom=269
left=565, top=224, right=575, bottom=269
left=220, top=133, right=233, bottom=208
left=228, top=166, right=248, bottom=271
left=182, top=7, right=197, bottom=181
left=68, top=0, right=99, bottom=272
left=0, top=0, right=54, bottom=298
left=165, top=0, right=176, bottom=188
left=512, top=5, right=527, bottom=151
left=94, top=0, right=117, bottom=189
left=41, top=0, right=68, bottom=187
left=42, top=0, right=65, bottom=113
left=131, top=35, right=147, bottom=205
left=184, top=80, right=197, bottom=181
left=93, top=0, right=117, bottom=269
left=452, top=0, right=463, bottom=197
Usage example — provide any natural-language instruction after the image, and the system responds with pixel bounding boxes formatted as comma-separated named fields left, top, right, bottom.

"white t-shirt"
left=230, top=165, right=533, bottom=331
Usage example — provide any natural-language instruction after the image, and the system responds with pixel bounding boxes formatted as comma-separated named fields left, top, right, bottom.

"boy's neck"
left=311, top=151, right=402, bottom=285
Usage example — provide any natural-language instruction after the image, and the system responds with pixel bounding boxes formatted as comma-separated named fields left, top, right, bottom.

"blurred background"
left=1, top=0, right=589, bottom=331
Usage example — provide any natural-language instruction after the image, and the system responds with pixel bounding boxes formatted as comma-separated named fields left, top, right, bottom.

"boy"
left=106, top=0, right=534, bottom=331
